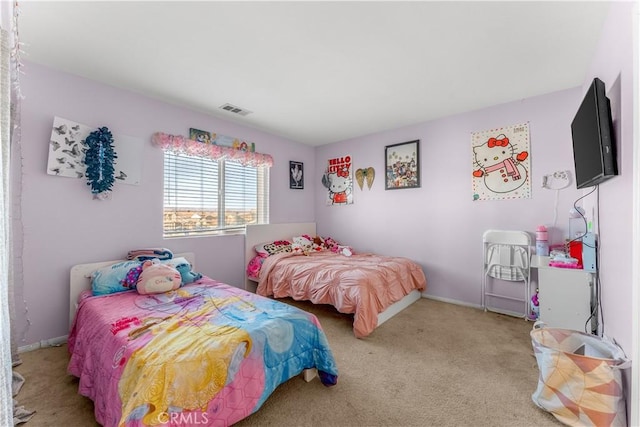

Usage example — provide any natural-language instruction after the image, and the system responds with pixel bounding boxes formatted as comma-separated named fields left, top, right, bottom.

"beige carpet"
left=14, top=298, right=562, bottom=427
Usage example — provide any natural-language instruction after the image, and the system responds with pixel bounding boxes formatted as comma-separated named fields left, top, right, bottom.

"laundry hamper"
left=530, top=322, right=630, bottom=427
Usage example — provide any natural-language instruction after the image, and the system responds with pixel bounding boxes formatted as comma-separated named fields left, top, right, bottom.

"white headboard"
left=244, top=223, right=316, bottom=290
left=69, top=252, right=195, bottom=328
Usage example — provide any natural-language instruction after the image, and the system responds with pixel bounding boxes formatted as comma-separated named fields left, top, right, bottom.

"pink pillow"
left=136, top=260, right=181, bottom=295
left=246, top=255, right=266, bottom=279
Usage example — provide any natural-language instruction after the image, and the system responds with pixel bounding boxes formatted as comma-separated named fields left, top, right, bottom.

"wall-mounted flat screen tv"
left=570, top=77, right=617, bottom=189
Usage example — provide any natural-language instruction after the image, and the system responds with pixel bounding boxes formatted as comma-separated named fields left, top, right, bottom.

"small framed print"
left=385, top=140, right=420, bottom=190
left=289, top=161, right=304, bottom=189
left=189, top=128, right=211, bottom=144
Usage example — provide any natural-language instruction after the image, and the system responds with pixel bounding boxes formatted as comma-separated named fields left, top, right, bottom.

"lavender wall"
left=13, top=62, right=316, bottom=346
left=580, top=1, right=634, bottom=356
left=315, top=87, right=587, bottom=313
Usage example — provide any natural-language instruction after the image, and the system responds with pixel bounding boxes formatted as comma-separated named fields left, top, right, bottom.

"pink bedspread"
left=257, top=251, right=427, bottom=338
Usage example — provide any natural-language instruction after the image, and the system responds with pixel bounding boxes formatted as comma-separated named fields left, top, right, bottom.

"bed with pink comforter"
left=68, top=277, right=338, bottom=427
left=257, top=251, right=427, bottom=338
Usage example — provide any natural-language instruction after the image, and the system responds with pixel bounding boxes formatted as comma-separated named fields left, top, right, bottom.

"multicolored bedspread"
left=68, top=278, right=338, bottom=427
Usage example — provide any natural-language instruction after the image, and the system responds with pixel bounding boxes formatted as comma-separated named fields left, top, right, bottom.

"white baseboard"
left=424, top=294, right=531, bottom=320
left=423, top=294, right=483, bottom=310
left=18, top=335, right=68, bottom=353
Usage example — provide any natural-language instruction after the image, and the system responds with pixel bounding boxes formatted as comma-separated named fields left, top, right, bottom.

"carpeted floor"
left=14, top=297, right=562, bottom=426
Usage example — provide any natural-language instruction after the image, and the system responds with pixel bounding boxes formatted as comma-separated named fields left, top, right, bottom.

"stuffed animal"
left=310, top=235, right=328, bottom=252
left=292, top=235, right=314, bottom=255
left=337, top=245, right=353, bottom=257
left=323, top=237, right=339, bottom=252
left=322, top=236, right=353, bottom=256
left=121, top=264, right=143, bottom=289
left=175, top=262, right=202, bottom=285
left=136, top=259, right=181, bottom=295
left=530, top=290, right=540, bottom=320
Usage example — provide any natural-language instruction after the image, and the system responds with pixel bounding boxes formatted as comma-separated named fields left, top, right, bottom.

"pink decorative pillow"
left=254, top=240, right=292, bottom=257
left=246, top=255, right=266, bottom=279
left=136, top=260, right=181, bottom=295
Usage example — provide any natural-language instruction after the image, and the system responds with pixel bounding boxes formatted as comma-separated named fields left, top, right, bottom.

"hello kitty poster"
left=322, top=155, right=353, bottom=205
left=471, top=122, right=531, bottom=201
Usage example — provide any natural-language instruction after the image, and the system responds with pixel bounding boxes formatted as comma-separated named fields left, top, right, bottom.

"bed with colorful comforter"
left=68, top=277, right=338, bottom=427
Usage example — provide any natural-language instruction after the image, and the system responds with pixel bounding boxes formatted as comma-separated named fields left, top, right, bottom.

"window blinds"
left=163, top=152, right=268, bottom=237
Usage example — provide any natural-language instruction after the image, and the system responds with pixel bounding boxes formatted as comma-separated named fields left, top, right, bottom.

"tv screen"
left=570, top=77, right=617, bottom=189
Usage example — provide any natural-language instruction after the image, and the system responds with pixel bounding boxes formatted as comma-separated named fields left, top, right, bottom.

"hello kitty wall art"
left=322, top=155, right=353, bottom=205
left=472, top=123, right=531, bottom=201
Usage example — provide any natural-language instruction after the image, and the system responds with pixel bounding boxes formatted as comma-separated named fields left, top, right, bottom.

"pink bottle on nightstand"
left=536, top=225, right=549, bottom=256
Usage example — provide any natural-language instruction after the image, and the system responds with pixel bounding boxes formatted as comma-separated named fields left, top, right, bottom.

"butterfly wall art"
left=46, top=116, right=143, bottom=185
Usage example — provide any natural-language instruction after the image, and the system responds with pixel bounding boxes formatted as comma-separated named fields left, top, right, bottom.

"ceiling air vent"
left=219, top=103, right=252, bottom=116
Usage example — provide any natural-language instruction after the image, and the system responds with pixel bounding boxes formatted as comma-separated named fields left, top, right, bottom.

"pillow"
left=136, top=260, right=182, bottom=295
left=246, top=255, right=266, bottom=279
left=160, top=257, right=202, bottom=285
left=254, top=240, right=292, bottom=257
left=91, top=260, right=143, bottom=296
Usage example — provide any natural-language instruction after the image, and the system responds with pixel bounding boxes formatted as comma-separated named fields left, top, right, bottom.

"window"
left=163, top=152, right=269, bottom=237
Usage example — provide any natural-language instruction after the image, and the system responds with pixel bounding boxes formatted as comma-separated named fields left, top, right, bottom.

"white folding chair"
left=482, top=230, right=532, bottom=319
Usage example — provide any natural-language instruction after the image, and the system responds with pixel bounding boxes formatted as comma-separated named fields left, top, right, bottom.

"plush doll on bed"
left=292, top=235, right=314, bottom=255
left=174, top=261, right=202, bottom=285
left=292, top=235, right=353, bottom=256
left=136, top=259, right=182, bottom=295
left=323, top=237, right=338, bottom=252
left=292, top=235, right=323, bottom=254
left=323, top=236, right=353, bottom=257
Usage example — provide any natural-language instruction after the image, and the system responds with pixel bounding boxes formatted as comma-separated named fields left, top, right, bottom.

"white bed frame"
left=245, top=223, right=422, bottom=330
left=69, top=252, right=195, bottom=328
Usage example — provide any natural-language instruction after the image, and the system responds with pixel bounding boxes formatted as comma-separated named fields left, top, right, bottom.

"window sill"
left=163, top=228, right=246, bottom=239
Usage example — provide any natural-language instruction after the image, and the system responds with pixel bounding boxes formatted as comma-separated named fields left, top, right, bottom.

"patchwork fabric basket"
left=530, top=323, right=630, bottom=427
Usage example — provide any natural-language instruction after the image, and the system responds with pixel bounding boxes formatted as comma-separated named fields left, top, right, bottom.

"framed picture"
left=289, top=161, right=304, bottom=189
left=189, top=128, right=211, bottom=144
left=385, top=140, right=420, bottom=190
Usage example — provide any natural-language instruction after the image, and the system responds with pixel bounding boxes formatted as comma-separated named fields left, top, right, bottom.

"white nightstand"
left=531, top=255, right=596, bottom=333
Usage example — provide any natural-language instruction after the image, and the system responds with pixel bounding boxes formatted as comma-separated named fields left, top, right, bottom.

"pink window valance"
left=152, top=132, right=273, bottom=168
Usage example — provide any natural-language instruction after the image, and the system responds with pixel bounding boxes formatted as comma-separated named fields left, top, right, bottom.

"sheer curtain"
left=1, top=23, right=14, bottom=426
left=1, top=2, right=32, bottom=423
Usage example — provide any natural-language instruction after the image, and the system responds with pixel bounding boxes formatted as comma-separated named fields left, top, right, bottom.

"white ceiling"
left=18, top=1, right=611, bottom=146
